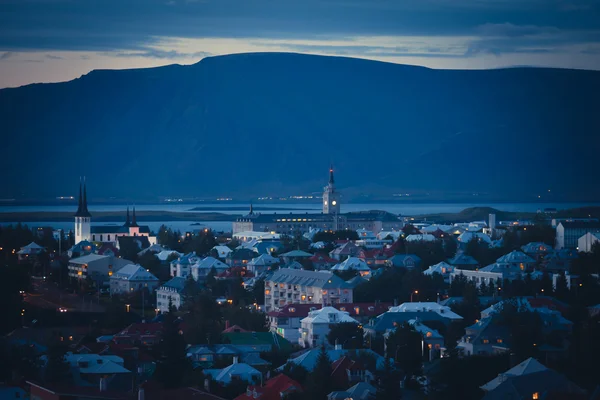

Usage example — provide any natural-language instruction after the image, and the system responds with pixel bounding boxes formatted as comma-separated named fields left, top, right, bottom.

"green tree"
left=375, top=356, right=401, bottom=400
left=154, top=303, right=190, bottom=388
left=281, top=363, right=310, bottom=386
left=386, top=323, right=422, bottom=376
left=44, top=342, right=71, bottom=384
left=326, top=322, right=364, bottom=349
left=306, top=346, right=334, bottom=400
left=555, top=271, right=570, bottom=301
left=181, top=279, right=223, bottom=344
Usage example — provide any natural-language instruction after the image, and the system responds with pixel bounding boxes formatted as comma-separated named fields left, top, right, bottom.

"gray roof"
left=366, top=311, right=454, bottom=333
left=160, top=277, right=187, bottom=292
left=448, top=253, right=479, bottom=265
left=481, top=370, right=585, bottom=400
left=267, top=269, right=350, bottom=289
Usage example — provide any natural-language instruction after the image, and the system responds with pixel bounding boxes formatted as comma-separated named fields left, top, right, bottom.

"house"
left=191, top=257, right=230, bottom=280
left=264, top=269, right=353, bottom=312
left=423, top=261, right=455, bottom=282
left=253, top=241, right=285, bottom=256
left=68, top=254, right=131, bottom=284
left=17, top=241, right=45, bottom=263
left=543, top=248, right=579, bottom=273
left=212, top=245, right=233, bottom=259
left=68, top=240, right=97, bottom=258
left=456, top=317, right=511, bottom=356
left=156, top=276, right=187, bottom=312
left=386, top=254, right=421, bottom=268
left=137, top=244, right=166, bottom=257
left=496, top=250, right=536, bottom=271
left=330, top=357, right=374, bottom=390
left=330, top=241, right=360, bottom=261
left=221, top=331, right=294, bottom=353
left=227, top=248, right=257, bottom=268
left=357, top=249, right=389, bottom=268
left=457, top=232, right=492, bottom=248
left=405, top=319, right=444, bottom=360
left=355, top=229, right=392, bottom=249
left=556, top=221, right=600, bottom=249
left=97, top=242, right=120, bottom=257
left=64, top=353, right=131, bottom=388
left=387, top=302, right=463, bottom=320
left=169, top=252, right=200, bottom=278
left=117, top=236, right=151, bottom=252
left=521, top=242, right=553, bottom=260
left=187, top=344, right=271, bottom=370
left=246, top=254, right=279, bottom=275
left=449, top=268, right=503, bottom=289
left=405, top=234, right=436, bottom=242
left=328, top=382, right=376, bottom=400
left=154, top=250, right=183, bottom=264
left=480, top=361, right=586, bottom=400
left=113, top=323, right=163, bottom=347
left=309, top=253, right=337, bottom=270
left=109, top=264, right=159, bottom=295
left=331, top=257, right=372, bottom=278
left=203, top=360, right=262, bottom=386
left=234, top=374, right=302, bottom=400
left=279, top=250, right=314, bottom=264
left=299, top=306, right=360, bottom=348
left=277, top=347, right=388, bottom=372
left=578, top=232, right=600, bottom=253
left=447, top=253, right=479, bottom=269
left=269, top=303, right=391, bottom=343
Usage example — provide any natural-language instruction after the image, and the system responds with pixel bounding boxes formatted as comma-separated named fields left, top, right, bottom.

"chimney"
left=204, top=378, right=211, bottom=393
left=138, top=388, right=145, bottom=400
left=226, top=320, right=230, bottom=330
left=393, top=298, right=398, bottom=307
left=233, top=355, right=239, bottom=364
left=99, top=377, right=108, bottom=392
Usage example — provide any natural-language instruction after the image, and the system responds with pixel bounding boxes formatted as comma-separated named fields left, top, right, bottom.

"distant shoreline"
left=0, top=206, right=598, bottom=225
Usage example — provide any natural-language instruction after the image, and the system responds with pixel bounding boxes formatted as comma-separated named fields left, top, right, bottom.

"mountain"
left=1, top=52, right=599, bottom=203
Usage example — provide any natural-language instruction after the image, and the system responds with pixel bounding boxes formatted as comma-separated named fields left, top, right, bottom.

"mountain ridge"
left=1, top=52, right=598, bottom=202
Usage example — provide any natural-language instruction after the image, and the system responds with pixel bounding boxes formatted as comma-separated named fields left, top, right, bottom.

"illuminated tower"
left=74, top=177, right=92, bottom=243
left=323, top=165, right=340, bottom=215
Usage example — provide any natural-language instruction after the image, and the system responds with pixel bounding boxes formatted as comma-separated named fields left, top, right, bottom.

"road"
left=25, top=280, right=106, bottom=313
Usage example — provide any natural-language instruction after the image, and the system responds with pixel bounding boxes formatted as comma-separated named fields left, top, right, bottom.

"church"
left=232, top=167, right=404, bottom=234
left=73, top=179, right=155, bottom=246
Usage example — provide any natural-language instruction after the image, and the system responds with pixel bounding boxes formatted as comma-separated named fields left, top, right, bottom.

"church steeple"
left=329, top=164, right=335, bottom=186
left=131, top=205, right=138, bottom=227
left=124, top=205, right=131, bottom=227
left=74, top=177, right=91, bottom=218
left=249, top=203, right=254, bottom=215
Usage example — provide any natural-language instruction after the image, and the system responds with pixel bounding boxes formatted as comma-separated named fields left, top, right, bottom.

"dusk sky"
left=1, top=0, right=600, bottom=88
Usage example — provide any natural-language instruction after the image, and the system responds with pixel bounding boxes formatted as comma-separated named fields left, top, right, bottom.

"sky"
left=1, top=0, right=600, bottom=88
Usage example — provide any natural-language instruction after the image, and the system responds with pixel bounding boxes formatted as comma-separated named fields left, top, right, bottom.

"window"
left=108, top=235, right=111, bottom=241
left=301, top=295, right=306, bottom=301
left=100, top=235, right=103, bottom=241
left=92, top=235, right=96, bottom=241
left=289, top=307, right=296, bottom=312
left=482, top=339, right=489, bottom=344
left=532, top=393, right=539, bottom=400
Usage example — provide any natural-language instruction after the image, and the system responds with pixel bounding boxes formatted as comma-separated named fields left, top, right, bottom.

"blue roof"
left=160, top=277, right=187, bottom=292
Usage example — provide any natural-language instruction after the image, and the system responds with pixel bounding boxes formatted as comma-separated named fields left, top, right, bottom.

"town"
left=1, top=168, right=599, bottom=400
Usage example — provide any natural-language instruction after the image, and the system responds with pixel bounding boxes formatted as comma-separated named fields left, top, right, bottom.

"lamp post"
left=155, top=308, right=160, bottom=317
left=125, top=304, right=131, bottom=313
left=411, top=290, right=419, bottom=302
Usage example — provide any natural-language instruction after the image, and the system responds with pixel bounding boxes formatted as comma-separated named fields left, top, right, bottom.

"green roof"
left=222, top=332, right=293, bottom=352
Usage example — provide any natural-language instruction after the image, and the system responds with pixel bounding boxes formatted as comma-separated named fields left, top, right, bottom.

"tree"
left=375, top=356, right=401, bottom=400
left=327, top=322, right=364, bottom=349
left=555, top=271, right=570, bottom=301
left=386, top=323, right=422, bottom=377
left=281, top=363, right=310, bottom=386
left=306, top=346, right=333, bottom=400
left=154, top=304, right=190, bottom=388
left=44, top=342, right=71, bottom=384
left=181, top=279, right=223, bottom=345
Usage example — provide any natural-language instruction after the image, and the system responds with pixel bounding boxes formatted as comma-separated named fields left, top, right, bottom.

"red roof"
left=234, top=374, right=302, bottom=400
left=222, top=325, right=249, bottom=333
left=97, top=243, right=120, bottom=257
left=267, top=302, right=392, bottom=318
left=331, top=356, right=366, bottom=387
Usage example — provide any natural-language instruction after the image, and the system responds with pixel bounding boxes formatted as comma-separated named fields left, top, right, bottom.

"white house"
left=578, top=232, right=600, bottom=253
left=170, top=252, right=200, bottom=278
left=331, top=257, right=372, bottom=278
left=156, top=276, right=187, bottom=312
left=423, top=261, right=455, bottom=282
left=191, top=257, right=229, bottom=280
left=299, top=306, right=359, bottom=348
left=355, top=229, right=391, bottom=249
left=212, top=245, right=233, bottom=259
left=247, top=254, right=279, bottom=275
left=68, top=254, right=131, bottom=284
left=450, top=268, right=504, bottom=289
left=405, top=234, right=436, bottom=242
left=556, top=221, right=600, bottom=249
left=109, top=264, right=159, bottom=295
left=386, top=302, right=463, bottom=320
left=495, top=251, right=536, bottom=271
left=16, top=242, right=45, bottom=263
left=457, top=232, right=492, bottom=246
left=203, top=360, right=262, bottom=385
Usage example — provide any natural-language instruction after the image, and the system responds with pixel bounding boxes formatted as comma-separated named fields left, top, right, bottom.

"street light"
left=155, top=308, right=160, bottom=317
left=125, top=304, right=131, bottom=313
left=411, top=290, right=419, bottom=302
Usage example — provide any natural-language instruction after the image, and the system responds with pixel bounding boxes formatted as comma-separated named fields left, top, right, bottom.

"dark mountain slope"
left=0, top=52, right=598, bottom=202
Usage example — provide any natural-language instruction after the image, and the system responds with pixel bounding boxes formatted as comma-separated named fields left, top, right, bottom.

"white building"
left=169, top=252, right=200, bottom=278
left=355, top=229, right=392, bottom=249
left=109, top=264, right=159, bottom=295
left=386, top=302, right=463, bottom=320
left=156, top=276, right=187, bottom=312
left=578, top=232, right=600, bottom=253
left=212, top=245, right=233, bottom=259
left=265, top=269, right=353, bottom=312
left=450, top=268, right=504, bottom=289
left=423, top=261, right=455, bottom=282
left=405, top=234, right=436, bottom=242
left=191, top=256, right=229, bottom=280
left=331, top=257, right=372, bottom=278
left=495, top=250, right=536, bottom=270
left=204, top=361, right=262, bottom=386
left=556, top=221, right=600, bottom=249
left=68, top=254, right=131, bottom=284
left=299, top=306, right=359, bottom=348
left=247, top=254, right=279, bottom=275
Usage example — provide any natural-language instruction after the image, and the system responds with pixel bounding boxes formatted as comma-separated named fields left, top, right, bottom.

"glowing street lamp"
left=125, top=304, right=131, bottom=313
left=411, top=290, right=419, bottom=302
left=155, top=308, right=160, bottom=317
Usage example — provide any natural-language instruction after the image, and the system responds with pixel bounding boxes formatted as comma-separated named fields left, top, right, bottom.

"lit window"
left=265, top=290, right=270, bottom=295
left=533, top=393, right=539, bottom=400
left=426, top=332, right=432, bottom=338
left=289, top=307, right=296, bottom=312
left=301, top=295, right=306, bottom=301
left=482, top=339, right=489, bottom=344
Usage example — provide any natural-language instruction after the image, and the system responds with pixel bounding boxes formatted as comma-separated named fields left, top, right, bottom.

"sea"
left=0, top=202, right=597, bottom=234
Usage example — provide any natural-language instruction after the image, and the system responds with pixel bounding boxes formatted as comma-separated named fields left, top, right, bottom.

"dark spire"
left=74, top=177, right=91, bottom=217
left=329, top=164, right=335, bottom=185
left=249, top=203, right=254, bottom=215
left=131, top=205, right=138, bottom=227
left=124, top=205, right=131, bottom=227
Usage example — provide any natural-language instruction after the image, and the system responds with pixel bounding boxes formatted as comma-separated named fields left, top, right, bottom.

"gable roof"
left=481, top=369, right=586, bottom=400
left=267, top=269, right=351, bottom=289
left=481, top=357, right=548, bottom=391
left=279, top=348, right=387, bottom=372
left=496, top=250, right=536, bottom=264
left=111, top=264, right=158, bottom=281
left=235, top=374, right=302, bottom=400
left=280, top=250, right=313, bottom=258
left=195, top=256, right=229, bottom=270
left=300, top=306, right=359, bottom=325
left=447, top=253, right=479, bottom=265
left=331, top=257, right=371, bottom=272
left=159, top=277, right=187, bottom=292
